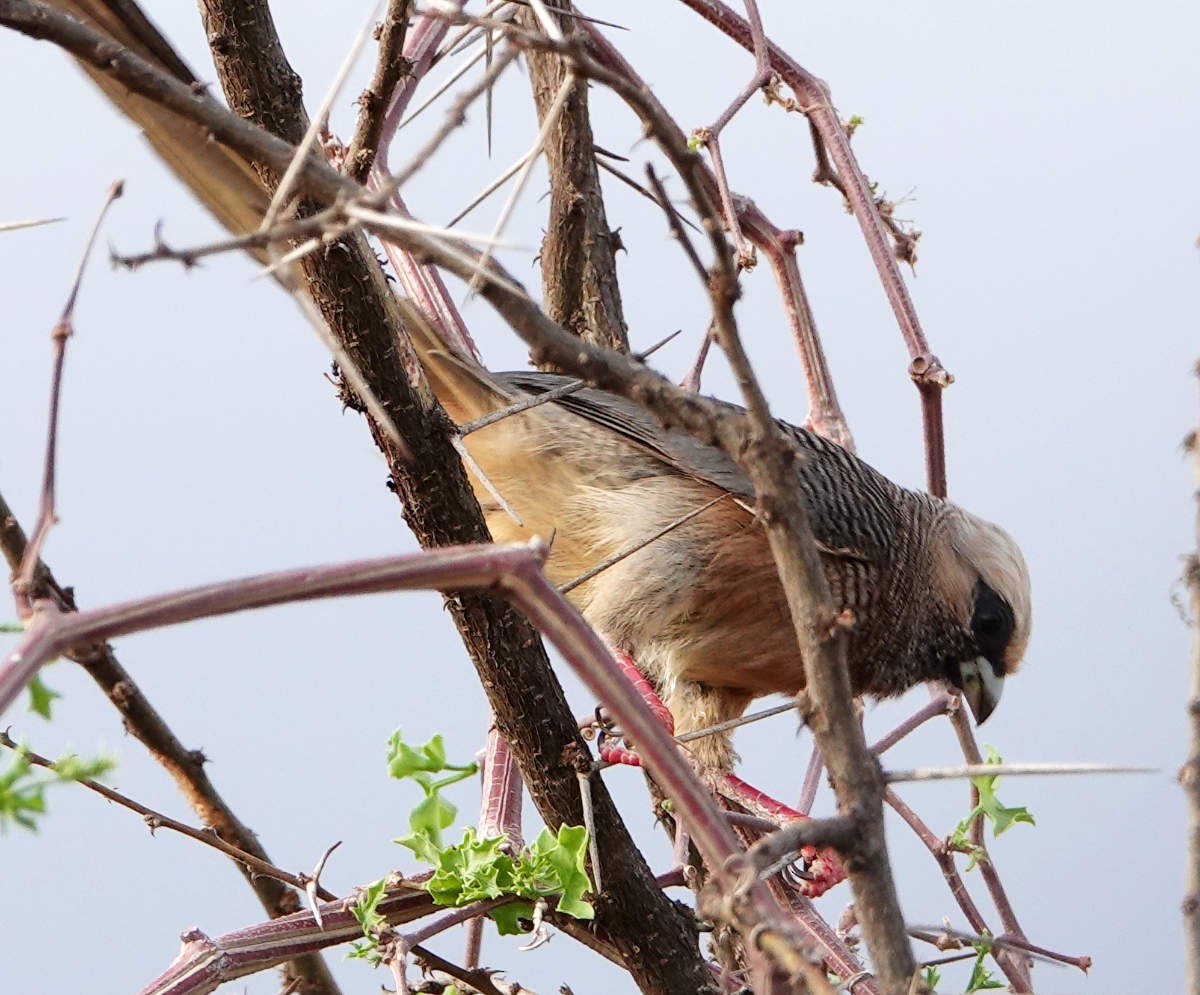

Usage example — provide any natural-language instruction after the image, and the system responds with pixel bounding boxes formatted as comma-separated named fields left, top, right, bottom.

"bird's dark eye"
left=976, top=613, right=1003, bottom=638
left=971, top=581, right=1015, bottom=660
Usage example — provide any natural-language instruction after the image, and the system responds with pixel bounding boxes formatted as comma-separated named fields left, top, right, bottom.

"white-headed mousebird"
left=405, top=310, right=1032, bottom=773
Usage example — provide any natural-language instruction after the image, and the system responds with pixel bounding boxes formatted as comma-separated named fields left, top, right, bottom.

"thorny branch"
left=16, top=180, right=122, bottom=606
left=0, top=732, right=338, bottom=903
left=1183, top=363, right=1200, bottom=995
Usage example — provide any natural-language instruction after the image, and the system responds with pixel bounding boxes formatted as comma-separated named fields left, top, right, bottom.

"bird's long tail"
left=397, top=300, right=515, bottom=425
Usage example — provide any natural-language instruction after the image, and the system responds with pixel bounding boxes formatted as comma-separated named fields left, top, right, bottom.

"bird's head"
left=934, top=506, right=1032, bottom=725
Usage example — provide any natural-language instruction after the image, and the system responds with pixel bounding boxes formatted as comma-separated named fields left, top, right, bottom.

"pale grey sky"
left=2, top=2, right=1198, bottom=993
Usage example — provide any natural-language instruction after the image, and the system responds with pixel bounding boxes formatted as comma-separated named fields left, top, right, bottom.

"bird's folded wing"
left=499, top=370, right=886, bottom=565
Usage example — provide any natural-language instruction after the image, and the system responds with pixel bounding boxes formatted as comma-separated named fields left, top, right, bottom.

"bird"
left=403, top=308, right=1032, bottom=772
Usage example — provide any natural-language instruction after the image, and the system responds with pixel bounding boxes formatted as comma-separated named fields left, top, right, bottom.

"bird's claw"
left=596, top=728, right=643, bottom=767
left=793, top=842, right=847, bottom=898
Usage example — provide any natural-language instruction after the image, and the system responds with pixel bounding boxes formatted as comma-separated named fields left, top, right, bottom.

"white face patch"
left=944, top=506, right=1032, bottom=671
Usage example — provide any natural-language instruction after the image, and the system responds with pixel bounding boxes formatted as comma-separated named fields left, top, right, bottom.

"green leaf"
left=429, top=829, right=515, bottom=905
left=0, top=750, right=46, bottom=833
left=527, top=825, right=594, bottom=920
left=387, top=729, right=475, bottom=781
left=53, top=752, right=116, bottom=782
left=970, top=747, right=1036, bottom=837
left=922, top=964, right=941, bottom=991
left=965, top=939, right=1004, bottom=991
left=353, top=878, right=388, bottom=934
left=490, top=901, right=536, bottom=936
left=0, top=744, right=115, bottom=833
left=382, top=732, right=592, bottom=936
left=27, top=675, right=60, bottom=719
left=413, top=789, right=457, bottom=840
left=419, top=825, right=594, bottom=930
left=395, top=789, right=458, bottom=864
left=387, top=729, right=445, bottom=779
left=348, top=879, right=389, bottom=965
left=952, top=746, right=1035, bottom=858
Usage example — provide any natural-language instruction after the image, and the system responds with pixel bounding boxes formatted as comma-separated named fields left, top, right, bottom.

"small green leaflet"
left=349, top=878, right=389, bottom=964
left=387, top=728, right=477, bottom=862
left=28, top=675, right=61, bottom=720
left=0, top=745, right=115, bottom=833
left=950, top=746, right=1035, bottom=865
left=965, top=937, right=1005, bottom=992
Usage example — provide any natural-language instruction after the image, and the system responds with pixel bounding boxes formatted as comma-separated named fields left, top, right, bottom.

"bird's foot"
left=595, top=650, right=674, bottom=767
left=722, top=773, right=847, bottom=899
left=593, top=651, right=845, bottom=897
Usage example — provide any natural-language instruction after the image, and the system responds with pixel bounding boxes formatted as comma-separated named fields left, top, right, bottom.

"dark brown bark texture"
left=520, top=2, right=629, bottom=357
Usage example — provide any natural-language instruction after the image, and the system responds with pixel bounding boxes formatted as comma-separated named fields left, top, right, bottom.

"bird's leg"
left=596, top=650, right=846, bottom=898
left=721, top=774, right=846, bottom=898
left=596, top=650, right=674, bottom=767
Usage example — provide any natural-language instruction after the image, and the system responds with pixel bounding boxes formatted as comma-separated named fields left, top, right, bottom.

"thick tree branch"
left=520, top=0, right=628, bottom=355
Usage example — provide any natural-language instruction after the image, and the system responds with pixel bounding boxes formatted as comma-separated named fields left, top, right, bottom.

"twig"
left=345, top=0, right=413, bottom=182
left=404, top=898, right=513, bottom=948
left=458, top=376, right=585, bottom=435
left=794, top=745, right=824, bottom=815
left=886, top=762, right=1152, bottom=784
left=467, top=73, right=575, bottom=295
left=1183, top=366, right=1200, bottom=995
left=447, top=147, right=538, bottom=228
left=576, top=769, right=602, bottom=893
left=138, top=887, right=438, bottom=995
left=0, top=216, right=64, bottom=231
left=883, top=788, right=990, bottom=938
left=0, top=732, right=336, bottom=901
left=673, top=0, right=950, bottom=494
left=411, top=944, right=512, bottom=995
left=261, top=2, right=381, bottom=229
left=478, top=726, right=524, bottom=847
left=909, top=924, right=1093, bottom=974
left=306, top=841, right=343, bottom=929
left=944, top=706, right=1033, bottom=990
left=16, top=180, right=122, bottom=608
left=688, top=0, right=771, bottom=267
left=521, top=0, right=628, bottom=353
left=869, top=689, right=955, bottom=755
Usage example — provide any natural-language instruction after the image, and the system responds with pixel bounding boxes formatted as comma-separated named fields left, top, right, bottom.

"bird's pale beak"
left=958, top=657, right=1004, bottom=724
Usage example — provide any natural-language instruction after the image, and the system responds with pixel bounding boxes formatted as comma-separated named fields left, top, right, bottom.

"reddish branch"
left=673, top=0, right=950, bottom=495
